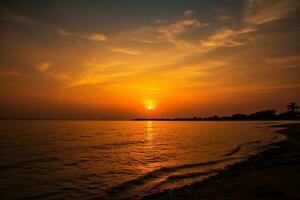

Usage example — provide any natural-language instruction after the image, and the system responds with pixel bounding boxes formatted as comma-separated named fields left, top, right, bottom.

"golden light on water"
left=146, top=121, right=154, bottom=142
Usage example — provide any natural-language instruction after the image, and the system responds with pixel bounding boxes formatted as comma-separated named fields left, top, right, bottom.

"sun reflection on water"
left=146, top=121, right=154, bottom=142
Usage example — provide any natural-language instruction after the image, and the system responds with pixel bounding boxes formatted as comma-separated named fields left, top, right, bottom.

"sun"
left=147, top=105, right=153, bottom=110
left=144, top=100, right=156, bottom=111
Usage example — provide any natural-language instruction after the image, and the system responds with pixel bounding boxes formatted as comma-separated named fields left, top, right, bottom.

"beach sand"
left=142, top=123, right=300, bottom=200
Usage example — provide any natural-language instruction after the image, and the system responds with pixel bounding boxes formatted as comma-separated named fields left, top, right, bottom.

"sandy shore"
left=141, top=123, right=300, bottom=200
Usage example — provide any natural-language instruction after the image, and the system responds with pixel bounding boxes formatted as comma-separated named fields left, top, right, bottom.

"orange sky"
left=0, top=0, right=300, bottom=119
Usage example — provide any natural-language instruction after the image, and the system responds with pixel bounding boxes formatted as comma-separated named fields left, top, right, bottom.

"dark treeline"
left=135, top=102, right=300, bottom=121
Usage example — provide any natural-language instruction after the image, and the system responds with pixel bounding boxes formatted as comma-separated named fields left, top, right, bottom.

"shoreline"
left=141, top=123, right=300, bottom=200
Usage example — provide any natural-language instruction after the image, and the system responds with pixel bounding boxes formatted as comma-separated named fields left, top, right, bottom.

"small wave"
left=18, top=191, right=61, bottom=200
left=165, top=169, right=220, bottom=182
left=106, top=157, right=243, bottom=197
left=91, top=141, right=145, bottom=150
left=153, top=169, right=221, bottom=190
left=0, top=164, right=15, bottom=171
left=80, top=135, right=93, bottom=138
left=63, top=162, right=78, bottom=167
left=223, top=140, right=262, bottom=156
left=0, top=157, right=61, bottom=171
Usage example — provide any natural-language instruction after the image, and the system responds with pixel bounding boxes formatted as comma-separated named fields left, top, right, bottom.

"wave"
left=164, top=169, right=220, bottom=182
left=223, top=140, right=262, bottom=156
left=151, top=169, right=221, bottom=190
left=91, top=140, right=146, bottom=150
left=0, top=157, right=61, bottom=171
left=106, top=157, right=244, bottom=197
left=19, top=191, right=61, bottom=200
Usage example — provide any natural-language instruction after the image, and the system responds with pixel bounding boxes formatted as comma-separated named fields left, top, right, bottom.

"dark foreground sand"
left=142, top=123, right=300, bottom=200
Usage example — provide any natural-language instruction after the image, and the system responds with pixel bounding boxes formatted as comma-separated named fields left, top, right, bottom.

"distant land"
left=135, top=102, right=300, bottom=121
left=1, top=102, right=299, bottom=121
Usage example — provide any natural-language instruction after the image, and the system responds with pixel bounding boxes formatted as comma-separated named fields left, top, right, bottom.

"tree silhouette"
left=287, top=102, right=299, bottom=114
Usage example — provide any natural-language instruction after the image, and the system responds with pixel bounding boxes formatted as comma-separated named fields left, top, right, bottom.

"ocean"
left=0, top=120, right=287, bottom=200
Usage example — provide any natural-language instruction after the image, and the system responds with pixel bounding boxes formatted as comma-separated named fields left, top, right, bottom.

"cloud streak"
left=200, top=27, right=257, bottom=49
left=35, top=62, right=50, bottom=72
left=57, top=28, right=107, bottom=42
left=0, top=7, right=37, bottom=25
left=265, top=55, right=300, bottom=69
left=121, top=10, right=207, bottom=48
left=0, top=69, right=22, bottom=77
left=87, top=33, right=107, bottom=42
left=244, top=0, right=300, bottom=25
left=110, top=47, right=140, bottom=56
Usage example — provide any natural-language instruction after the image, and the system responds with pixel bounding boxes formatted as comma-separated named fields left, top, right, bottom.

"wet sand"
left=142, top=123, right=300, bottom=200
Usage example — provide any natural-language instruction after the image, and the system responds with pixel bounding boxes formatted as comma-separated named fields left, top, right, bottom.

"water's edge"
left=138, top=124, right=288, bottom=200
left=95, top=125, right=287, bottom=200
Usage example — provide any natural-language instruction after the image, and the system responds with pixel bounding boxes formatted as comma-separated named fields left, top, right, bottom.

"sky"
left=0, top=0, right=300, bottom=119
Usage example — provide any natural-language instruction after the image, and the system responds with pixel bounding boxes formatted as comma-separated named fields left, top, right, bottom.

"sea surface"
left=0, top=120, right=288, bottom=200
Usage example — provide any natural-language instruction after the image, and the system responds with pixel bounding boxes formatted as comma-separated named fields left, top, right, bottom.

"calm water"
left=0, top=120, right=286, bottom=200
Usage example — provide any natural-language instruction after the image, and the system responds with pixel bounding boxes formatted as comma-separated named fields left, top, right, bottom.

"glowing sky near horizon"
left=0, top=0, right=300, bottom=119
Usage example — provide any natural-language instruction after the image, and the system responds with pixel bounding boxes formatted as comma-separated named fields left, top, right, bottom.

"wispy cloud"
left=57, top=28, right=107, bottom=42
left=110, top=47, right=140, bottom=56
left=230, top=82, right=300, bottom=92
left=124, top=26, right=161, bottom=44
left=121, top=10, right=207, bottom=48
left=200, top=27, right=256, bottom=49
left=0, top=7, right=37, bottom=25
left=86, top=33, right=107, bottom=42
left=265, top=55, right=300, bottom=69
left=57, top=28, right=73, bottom=36
left=243, top=0, right=300, bottom=25
left=215, top=8, right=235, bottom=22
left=157, top=17, right=203, bottom=48
left=46, top=72, right=71, bottom=82
left=35, top=61, right=71, bottom=82
left=156, top=10, right=209, bottom=48
left=35, top=62, right=50, bottom=72
left=184, top=10, right=195, bottom=17
left=0, top=69, right=22, bottom=77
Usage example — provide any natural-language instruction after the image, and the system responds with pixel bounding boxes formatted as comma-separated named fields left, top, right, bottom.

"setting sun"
left=147, top=105, right=154, bottom=110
